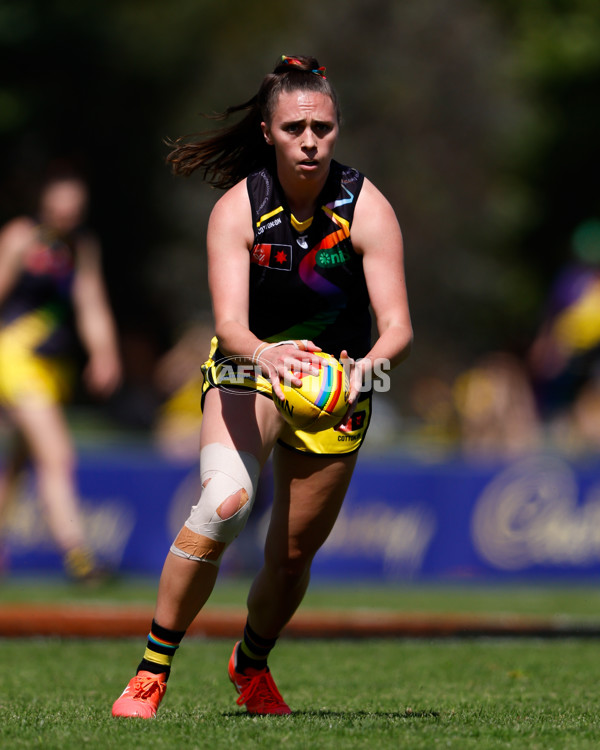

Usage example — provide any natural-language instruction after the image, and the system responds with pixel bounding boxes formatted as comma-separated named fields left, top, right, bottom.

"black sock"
left=236, top=619, right=278, bottom=673
left=136, top=619, right=186, bottom=681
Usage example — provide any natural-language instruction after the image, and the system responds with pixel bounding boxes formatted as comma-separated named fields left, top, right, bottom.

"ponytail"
left=166, top=55, right=339, bottom=190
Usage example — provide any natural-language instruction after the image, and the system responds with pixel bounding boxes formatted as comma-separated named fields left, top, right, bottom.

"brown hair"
left=166, top=55, right=340, bottom=190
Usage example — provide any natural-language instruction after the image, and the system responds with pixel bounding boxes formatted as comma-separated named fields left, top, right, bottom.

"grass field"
left=2, top=577, right=600, bottom=749
left=2, top=637, right=600, bottom=749
left=3, top=575, right=600, bottom=617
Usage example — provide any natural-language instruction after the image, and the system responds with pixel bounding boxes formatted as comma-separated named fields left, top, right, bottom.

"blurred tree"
left=490, top=0, right=600, bottom=293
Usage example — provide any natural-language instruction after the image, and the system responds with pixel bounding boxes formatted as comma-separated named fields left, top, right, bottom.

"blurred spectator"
left=409, top=375, right=460, bottom=452
left=153, top=320, right=213, bottom=461
left=106, top=323, right=164, bottom=431
left=453, top=351, right=542, bottom=459
left=529, top=219, right=600, bottom=450
left=0, top=166, right=122, bottom=580
left=409, top=351, right=542, bottom=461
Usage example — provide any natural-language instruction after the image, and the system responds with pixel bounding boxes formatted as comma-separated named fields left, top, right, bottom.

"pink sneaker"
left=112, top=671, right=167, bottom=718
left=228, top=642, right=291, bottom=715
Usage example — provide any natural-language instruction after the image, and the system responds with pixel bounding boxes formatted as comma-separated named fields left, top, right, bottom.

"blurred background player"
left=529, top=219, right=600, bottom=450
left=0, top=167, right=122, bottom=580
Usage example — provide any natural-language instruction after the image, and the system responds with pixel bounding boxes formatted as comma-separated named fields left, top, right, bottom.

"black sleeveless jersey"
left=246, top=160, right=372, bottom=359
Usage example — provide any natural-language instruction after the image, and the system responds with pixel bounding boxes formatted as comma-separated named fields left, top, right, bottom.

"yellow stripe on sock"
left=240, top=641, right=264, bottom=661
left=143, top=648, right=172, bottom=667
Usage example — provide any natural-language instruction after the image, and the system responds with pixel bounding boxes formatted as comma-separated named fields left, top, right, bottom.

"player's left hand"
left=84, top=351, right=122, bottom=398
left=256, top=339, right=321, bottom=401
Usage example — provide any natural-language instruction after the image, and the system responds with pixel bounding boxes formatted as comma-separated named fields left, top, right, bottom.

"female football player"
left=113, top=54, right=412, bottom=718
left=0, top=169, right=122, bottom=580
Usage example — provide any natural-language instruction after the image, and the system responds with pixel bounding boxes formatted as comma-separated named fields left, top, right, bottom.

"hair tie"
left=280, top=55, right=327, bottom=79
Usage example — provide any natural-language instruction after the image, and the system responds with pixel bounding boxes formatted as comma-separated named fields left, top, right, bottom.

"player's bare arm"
left=352, top=178, right=413, bottom=368
left=0, top=218, right=35, bottom=303
left=72, top=237, right=122, bottom=396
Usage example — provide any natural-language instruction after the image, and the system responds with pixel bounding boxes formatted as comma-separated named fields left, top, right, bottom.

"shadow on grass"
left=220, top=709, right=440, bottom=719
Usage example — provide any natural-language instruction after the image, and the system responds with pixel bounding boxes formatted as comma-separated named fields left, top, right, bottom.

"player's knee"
left=170, top=443, right=260, bottom=567
left=214, top=484, right=249, bottom=520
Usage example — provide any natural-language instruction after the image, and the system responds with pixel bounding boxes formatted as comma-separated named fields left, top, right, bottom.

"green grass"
left=3, top=575, right=600, bottom=620
left=2, top=577, right=600, bottom=748
left=2, top=638, right=600, bottom=749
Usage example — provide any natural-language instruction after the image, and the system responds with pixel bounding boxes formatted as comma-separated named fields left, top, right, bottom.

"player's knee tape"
left=170, top=443, right=260, bottom=566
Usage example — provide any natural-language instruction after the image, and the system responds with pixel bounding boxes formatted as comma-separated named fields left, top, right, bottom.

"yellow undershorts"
left=201, top=337, right=372, bottom=455
left=0, top=328, right=74, bottom=407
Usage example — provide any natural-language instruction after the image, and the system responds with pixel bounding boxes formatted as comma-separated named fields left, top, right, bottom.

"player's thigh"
left=200, top=387, right=284, bottom=466
left=266, top=445, right=358, bottom=562
left=9, top=401, right=74, bottom=468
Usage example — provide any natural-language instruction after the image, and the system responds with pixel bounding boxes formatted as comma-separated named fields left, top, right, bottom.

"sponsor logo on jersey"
left=251, top=243, right=292, bottom=270
left=315, top=246, right=351, bottom=268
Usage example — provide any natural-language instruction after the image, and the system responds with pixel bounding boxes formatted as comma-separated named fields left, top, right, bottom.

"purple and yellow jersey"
left=247, top=160, right=371, bottom=359
left=0, top=226, right=77, bottom=357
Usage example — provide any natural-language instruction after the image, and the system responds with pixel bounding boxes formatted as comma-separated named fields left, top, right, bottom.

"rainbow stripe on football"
left=274, top=352, right=350, bottom=432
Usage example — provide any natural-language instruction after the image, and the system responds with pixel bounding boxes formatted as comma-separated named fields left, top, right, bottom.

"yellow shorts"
left=0, top=329, right=74, bottom=407
left=201, top=337, right=372, bottom=455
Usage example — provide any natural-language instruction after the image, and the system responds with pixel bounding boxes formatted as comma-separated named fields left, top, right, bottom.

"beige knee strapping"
left=170, top=443, right=260, bottom=566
